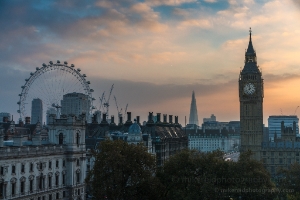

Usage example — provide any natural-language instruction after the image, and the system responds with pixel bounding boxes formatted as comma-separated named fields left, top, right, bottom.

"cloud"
left=204, top=0, right=217, bottom=3
left=146, top=0, right=197, bottom=6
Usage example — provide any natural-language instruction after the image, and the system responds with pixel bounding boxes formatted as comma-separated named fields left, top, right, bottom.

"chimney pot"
left=169, top=115, right=173, bottom=124
left=25, top=117, right=30, bottom=124
left=163, top=114, right=167, bottom=123
left=156, top=113, right=161, bottom=123
left=111, top=115, right=115, bottom=124
left=127, top=112, right=131, bottom=122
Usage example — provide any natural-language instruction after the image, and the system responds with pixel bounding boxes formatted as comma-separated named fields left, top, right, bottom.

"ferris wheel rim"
left=17, top=60, right=94, bottom=120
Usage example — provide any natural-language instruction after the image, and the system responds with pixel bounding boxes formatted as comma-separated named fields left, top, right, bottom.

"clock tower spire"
left=239, top=28, right=264, bottom=160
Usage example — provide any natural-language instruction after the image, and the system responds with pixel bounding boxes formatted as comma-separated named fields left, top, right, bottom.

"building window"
left=77, top=159, right=80, bottom=166
left=55, top=175, right=59, bottom=187
left=77, top=189, right=80, bottom=195
left=63, top=160, right=65, bottom=167
left=30, top=180, right=33, bottom=192
left=39, top=163, right=43, bottom=170
left=48, top=176, right=52, bottom=188
left=20, top=181, right=25, bottom=194
left=56, top=192, right=59, bottom=199
left=30, top=163, right=34, bottom=172
left=21, top=164, right=25, bottom=173
left=279, top=158, right=283, bottom=164
left=56, top=160, right=59, bottom=168
left=59, top=133, right=63, bottom=145
left=38, top=174, right=44, bottom=190
left=11, top=183, right=15, bottom=196
left=76, top=133, right=80, bottom=147
left=279, top=152, right=283, bottom=156
left=62, top=174, right=65, bottom=185
left=76, top=172, right=80, bottom=183
left=63, top=191, right=66, bottom=197
left=12, top=165, right=15, bottom=174
left=296, top=152, right=299, bottom=156
left=49, top=161, right=52, bottom=169
left=263, top=151, right=266, bottom=155
left=49, top=194, right=52, bottom=200
left=0, top=166, right=4, bottom=175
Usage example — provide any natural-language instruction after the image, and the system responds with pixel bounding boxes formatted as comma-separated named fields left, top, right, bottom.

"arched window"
left=76, top=133, right=80, bottom=147
left=59, top=133, right=63, bottom=145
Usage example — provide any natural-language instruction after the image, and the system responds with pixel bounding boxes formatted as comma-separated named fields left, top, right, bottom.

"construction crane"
left=124, top=103, right=128, bottom=119
left=103, top=84, right=114, bottom=117
left=294, top=106, right=299, bottom=115
left=99, top=92, right=105, bottom=111
left=114, top=95, right=121, bottom=117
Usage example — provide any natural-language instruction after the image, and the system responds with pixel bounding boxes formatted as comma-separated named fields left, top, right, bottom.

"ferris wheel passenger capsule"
left=21, top=86, right=25, bottom=89
left=30, top=72, right=34, bottom=75
left=49, top=61, right=53, bottom=65
left=83, top=74, right=86, bottom=77
left=42, top=63, right=47, bottom=67
left=71, top=64, right=75, bottom=67
left=57, top=60, right=60, bottom=63
left=36, top=67, right=39, bottom=70
left=87, top=81, right=90, bottom=84
left=90, top=89, right=94, bottom=92
left=17, top=110, right=20, bottom=113
left=64, top=61, right=68, bottom=65
left=25, top=79, right=29, bottom=81
left=18, top=94, right=22, bottom=96
left=77, top=68, right=81, bottom=72
left=17, top=101, right=20, bottom=104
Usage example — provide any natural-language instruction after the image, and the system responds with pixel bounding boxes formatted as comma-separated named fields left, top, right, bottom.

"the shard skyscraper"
left=189, top=91, right=199, bottom=125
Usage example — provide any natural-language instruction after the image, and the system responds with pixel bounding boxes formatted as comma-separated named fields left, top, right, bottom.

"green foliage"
left=277, top=163, right=300, bottom=199
left=158, top=149, right=276, bottom=200
left=85, top=139, right=162, bottom=200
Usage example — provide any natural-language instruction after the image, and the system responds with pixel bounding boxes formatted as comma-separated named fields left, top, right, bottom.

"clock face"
left=244, top=83, right=255, bottom=95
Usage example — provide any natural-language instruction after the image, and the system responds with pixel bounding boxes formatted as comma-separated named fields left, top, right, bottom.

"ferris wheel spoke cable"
left=18, top=61, right=94, bottom=120
left=61, top=67, right=75, bottom=95
left=41, top=71, right=57, bottom=106
left=64, top=72, right=83, bottom=95
left=61, top=66, right=69, bottom=97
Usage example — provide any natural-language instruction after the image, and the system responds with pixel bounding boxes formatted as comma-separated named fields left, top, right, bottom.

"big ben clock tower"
left=239, top=28, right=264, bottom=160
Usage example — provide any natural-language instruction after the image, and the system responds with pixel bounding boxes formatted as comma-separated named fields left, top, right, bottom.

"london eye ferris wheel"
left=17, top=60, right=95, bottom=122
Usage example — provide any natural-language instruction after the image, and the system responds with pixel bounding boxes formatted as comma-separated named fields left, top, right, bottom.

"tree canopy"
left=87, top=142, right=282, bottom=200
left=157, top=149, right=276, bottom=200
left=86, top=139, right=162, bottom=200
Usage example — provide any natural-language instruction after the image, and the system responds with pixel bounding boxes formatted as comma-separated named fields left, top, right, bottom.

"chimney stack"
left=102, top=114, right=106, bottom=122
left=156, top=113, right=161, bottom=123
left=3, top=117, right=8, bottom=123
left=169, top=115, right=173, bottom=124
left=127, top=112, right=131, bottom=122
left=163, top=114, right=167, bottom=123
left=119, top=114, right=123, bottom=125
left=111, top=115, right=115, bottom=125
left=175, top=116, right=178, bottom=124
left=25, top=117, right=30, bottom=124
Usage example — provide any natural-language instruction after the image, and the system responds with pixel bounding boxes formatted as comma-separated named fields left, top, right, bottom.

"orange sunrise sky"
left=1, top=0, right=300, bottom=125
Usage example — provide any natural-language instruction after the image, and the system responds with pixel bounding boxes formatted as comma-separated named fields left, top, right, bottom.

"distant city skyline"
left=1, top=0, right=300, bottom=125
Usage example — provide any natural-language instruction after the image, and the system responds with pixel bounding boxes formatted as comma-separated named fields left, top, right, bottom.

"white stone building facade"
left=0, top=114, right=86, bottom=200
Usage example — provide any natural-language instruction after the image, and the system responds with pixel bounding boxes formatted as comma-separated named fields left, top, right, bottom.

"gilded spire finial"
left=249, top=27, right=252, bottom=41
